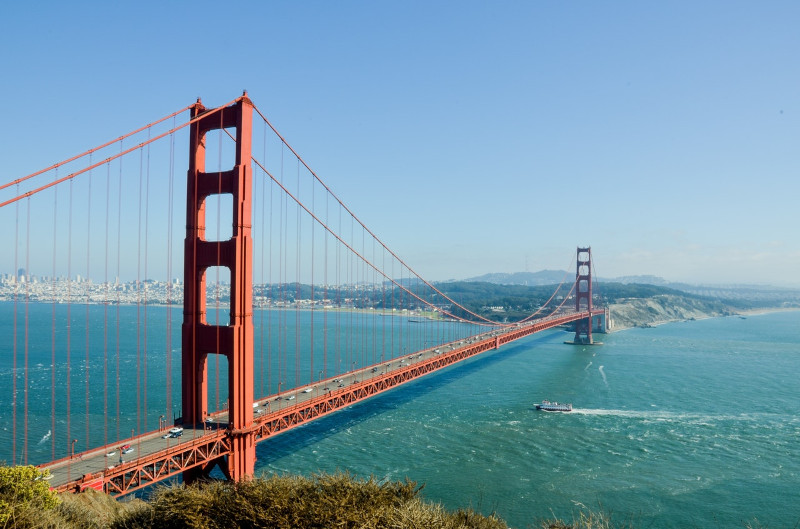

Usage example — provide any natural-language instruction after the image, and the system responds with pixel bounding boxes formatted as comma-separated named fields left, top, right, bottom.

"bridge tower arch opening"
left=182, top=94, right=255, bottom=482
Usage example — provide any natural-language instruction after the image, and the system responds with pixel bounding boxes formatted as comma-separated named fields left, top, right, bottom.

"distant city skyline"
left=1, top=2, right=798, bottom=287
left=3, top=266, right=794, bottom=290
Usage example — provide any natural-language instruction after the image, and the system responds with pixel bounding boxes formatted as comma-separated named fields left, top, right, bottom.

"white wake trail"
left=38, top=430, right=51, bottom=445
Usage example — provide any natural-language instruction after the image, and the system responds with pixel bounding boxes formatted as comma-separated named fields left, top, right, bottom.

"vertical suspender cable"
left=67, top=178, right=73, bottom=462
left=268, top=162, right=273, bottom=394
left=381, top=246, right=386, bottom=364
left=144, top=132, right=151, bottom=430
left=361, top=227, right=366, bottom=369
left=115, top=142, right=123, bottom=442
left=336, top=203, right=341, bottom=377
left=417, top=274, right=422, bottom=353
left=354, top=221, right=358, bottom=369
left=50, top=181, right=58, bottom=459
left=359, top=227, right=364, bottom=369
left=323, top=193, right=328, bottom=380
left=103, top=161, right=110, bottom=448
left=347, top=217, right=352, bottom=373
left=349, top=217, right=354, bottom=371
left=283, top=147, right=289, bottom=388
left=166, top=121, right=175, bottom=420
left=372, top=237, right=376, bottom=368
left=368, top=231, right=372, bottom=368
left=85, top=156, right=92, bottom=450
left=255, top=134, right=260, bottom=397
left=12, top=183, right=19, bottom=463
left=258, top=122, right=266, bottom=398
left=136, top=145, right=143, bottom=436
left=399, top=264, right=404, bottom=359
left=310, top=167, right=315, bottom=385
left=24, top=197, right=30, bottom=463
left=295, top=159, right=301, bottom=388
left=389, top=257, right=396, bottom=359
left=278, top=144, right=284, bottom=392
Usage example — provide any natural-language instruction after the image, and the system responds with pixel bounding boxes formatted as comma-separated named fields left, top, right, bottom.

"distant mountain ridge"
left=464, top=271, right=675, bottom=287
left=464, top=270, right=570, bottom=286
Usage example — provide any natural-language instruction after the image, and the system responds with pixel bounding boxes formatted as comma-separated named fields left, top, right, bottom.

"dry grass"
left=536, top=508, right=634, bottom=529
left=108, top=472, right=507, bottom=529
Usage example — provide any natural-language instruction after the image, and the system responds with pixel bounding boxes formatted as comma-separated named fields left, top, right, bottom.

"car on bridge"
left=163, top=426, right=184, bottom=439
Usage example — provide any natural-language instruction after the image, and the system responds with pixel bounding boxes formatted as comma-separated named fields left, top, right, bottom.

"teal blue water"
left=2, top=304, right=799, bottom=527
left=256, top=311, right=800, bottom=528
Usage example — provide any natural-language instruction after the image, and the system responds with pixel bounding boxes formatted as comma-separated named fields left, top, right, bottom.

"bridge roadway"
left=40, top=309, right=603, bottom=495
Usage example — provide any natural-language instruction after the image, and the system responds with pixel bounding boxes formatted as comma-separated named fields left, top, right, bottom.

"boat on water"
left=535, top=400, right=572, bottom=412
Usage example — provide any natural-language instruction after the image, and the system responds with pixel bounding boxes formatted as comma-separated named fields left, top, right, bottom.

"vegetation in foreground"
left=3, top=466, right=512, bottom=529
left=1, top=465, right=783, bottom=529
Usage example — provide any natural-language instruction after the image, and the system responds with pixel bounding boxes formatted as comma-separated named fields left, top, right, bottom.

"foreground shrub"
left=112, top=472, right=506, bottom=529
left=0, top=465, right=60, bottom=528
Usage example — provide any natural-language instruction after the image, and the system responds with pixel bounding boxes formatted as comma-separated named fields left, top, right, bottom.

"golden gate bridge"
left=0, top=93, right=605, bottom=495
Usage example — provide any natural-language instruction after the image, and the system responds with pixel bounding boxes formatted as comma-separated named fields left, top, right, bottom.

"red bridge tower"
left=572, top=246, right=594, bottom=344
left=182, top=94, right=255, bottom=482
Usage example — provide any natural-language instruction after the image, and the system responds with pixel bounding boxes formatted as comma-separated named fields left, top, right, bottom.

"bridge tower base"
left=182, top=94, right=256, bottom=482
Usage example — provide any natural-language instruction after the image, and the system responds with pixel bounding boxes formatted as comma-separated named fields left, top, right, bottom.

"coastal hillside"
left=433, top=280, right=798, bottom=327
left=599, top=282, right=799, bottom=330
left=607, top=293, right=734, bottom=330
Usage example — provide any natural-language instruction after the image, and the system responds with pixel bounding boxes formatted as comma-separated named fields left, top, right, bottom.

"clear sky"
left=1, top=1, right=798, bottom=286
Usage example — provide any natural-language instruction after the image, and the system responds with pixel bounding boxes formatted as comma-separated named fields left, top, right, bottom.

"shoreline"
left=608, top=304, right=800, bottom=332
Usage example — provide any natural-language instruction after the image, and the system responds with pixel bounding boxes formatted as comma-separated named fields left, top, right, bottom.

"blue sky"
left=1, top=1, right=798, bottom=286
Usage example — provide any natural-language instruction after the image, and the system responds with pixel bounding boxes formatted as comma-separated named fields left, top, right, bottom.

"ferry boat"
left=535, top=400, right=572, bottom=412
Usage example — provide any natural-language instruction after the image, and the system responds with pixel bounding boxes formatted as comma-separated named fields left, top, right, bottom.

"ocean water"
left=256, top=311, right=800, bottom=528
left=2, top=304, right=799, bottom=527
